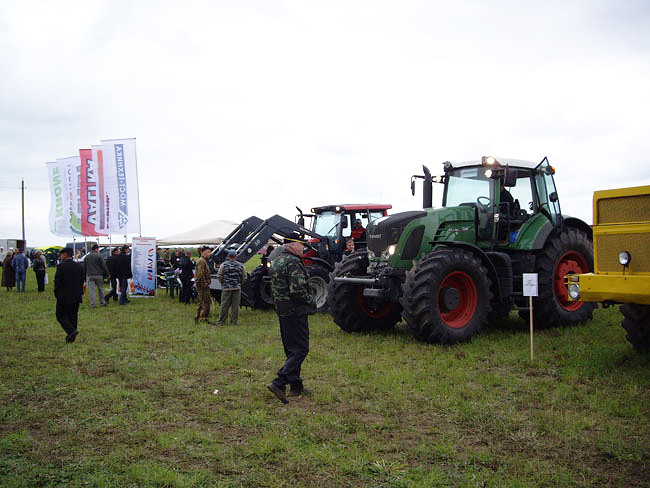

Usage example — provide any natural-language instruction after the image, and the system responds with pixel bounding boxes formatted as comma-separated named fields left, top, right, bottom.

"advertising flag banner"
left=57, top=156, right=83, bottom=237
left=79, top=149, right=108, bottom=237
left=46, top=161, right=70, bottom=237
left=101, top=138, right=140, bottom=234
left=91, top=145, right=111, bottom=235
left=131, top=237, right=157, bottom=296
left=47, top=157, right=82, bottom=236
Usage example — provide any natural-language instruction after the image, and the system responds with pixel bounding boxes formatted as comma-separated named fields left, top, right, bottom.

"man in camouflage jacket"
left=267, top=233, right=316, bottom=404
left=194, top=246, right=214, bottom=324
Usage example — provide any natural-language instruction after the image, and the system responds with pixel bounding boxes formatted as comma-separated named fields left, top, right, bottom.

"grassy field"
left=0, top=267, right=649, bottom=487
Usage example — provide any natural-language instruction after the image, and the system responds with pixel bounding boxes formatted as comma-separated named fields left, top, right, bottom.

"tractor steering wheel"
left=476, top=196, right=491, bottom=211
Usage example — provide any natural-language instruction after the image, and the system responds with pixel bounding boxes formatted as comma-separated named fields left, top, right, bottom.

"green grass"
left=0, top=268, right=649, bottom=487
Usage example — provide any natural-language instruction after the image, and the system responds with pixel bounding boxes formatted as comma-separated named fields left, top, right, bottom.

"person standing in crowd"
left=194, top=246, right=214, bottom=324
left=54, top=247, right=85, bottom=343
left=2, top=250, right=15, bottom=291
left=84, top=244, right=109, bottom=307
left=32, top=250, right=47, bottom=292
left=217, top=250, right=247, bottom=325
left=179, top=250, right=195, bottom=304
left=12, top=248, right=29, bottom=292
left=267, top=233, right=316, bottom=404
left=170, top=248, right=181, bottom=269
left=115, top=245, right=132, bottom=305
left=104, top=247, right=120, bottom=303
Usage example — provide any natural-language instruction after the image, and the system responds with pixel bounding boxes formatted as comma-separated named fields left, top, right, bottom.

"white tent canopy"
left=158, top=219, right=239, bottom=246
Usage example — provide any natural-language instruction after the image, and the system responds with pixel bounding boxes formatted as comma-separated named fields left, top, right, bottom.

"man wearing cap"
left=194, top=246, right=214, bottom=324
left=84, top=244, right=110, bottom=307
left=267, top=232, right=316, bottom=404
left=54, top=247, right=85, bottom=343
left=217, top=249, right=247, bottom=325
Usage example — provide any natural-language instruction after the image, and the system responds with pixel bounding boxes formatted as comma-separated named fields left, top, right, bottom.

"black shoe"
left=267, top=383, right=289, bottom=404
left=66, top=330, right=78, bottom=343
left=288, top=388, right=312, bottom=397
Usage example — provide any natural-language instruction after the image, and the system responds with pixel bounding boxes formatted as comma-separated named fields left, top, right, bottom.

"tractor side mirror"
left=549, top=191, right=558, bottom=202
left=411, top=178, right=416, bottom=196
left=504, top=167, right=517, bottom=187
left=341, top=215, right=349, bottom=229
left=297, top=216, right=305, bottom=227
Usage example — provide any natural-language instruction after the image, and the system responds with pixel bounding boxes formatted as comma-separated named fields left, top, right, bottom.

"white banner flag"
left=101, top=138, right=140, bottom=234
left=131, top=237, right=157, bottom=296
left=46, top=157, right=82, bottom=237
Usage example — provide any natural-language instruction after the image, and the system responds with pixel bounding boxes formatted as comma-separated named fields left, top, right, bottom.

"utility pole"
left=21, top=179, right=25, bottom=240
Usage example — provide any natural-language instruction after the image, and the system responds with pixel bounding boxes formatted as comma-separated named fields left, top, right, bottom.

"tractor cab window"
left=445, top=169, right=494, bottom=241
left=534, top=158, right=561, bottom=224
left=313, top=211, right=342, bottom=238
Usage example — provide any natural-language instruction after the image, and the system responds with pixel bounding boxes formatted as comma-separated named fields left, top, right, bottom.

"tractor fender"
left=303, top=255, right=334, bottom=272
left=531, top=221, right=554, bottom=250
left=563, top=216, right=593, bottom=239
left=429, top=241, right=504, bottom=302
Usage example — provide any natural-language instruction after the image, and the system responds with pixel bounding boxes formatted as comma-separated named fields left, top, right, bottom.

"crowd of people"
left=6, top=235, right=325, bottom=405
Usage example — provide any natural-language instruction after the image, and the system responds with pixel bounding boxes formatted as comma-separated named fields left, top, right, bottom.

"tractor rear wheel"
left=521, top=228, right=595, bottom=327
left=305, top=264, right=330, bottom=313
left=243, top=265, right=274, bottom=309
left=621, top=304, right=650, bottom=353
left=400, top=249, right=492, bottom=344
left=328, top=251, right=401, bottom=332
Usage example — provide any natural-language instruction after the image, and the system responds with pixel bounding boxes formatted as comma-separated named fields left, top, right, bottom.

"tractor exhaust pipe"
left=422, top=165, right=432, bottom=209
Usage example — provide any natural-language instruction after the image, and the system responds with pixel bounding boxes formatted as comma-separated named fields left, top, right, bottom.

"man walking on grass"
left=54, top=247, right=85, bottom=343
left=194, top=246, right=214, bottom=325
left=217, top=250, right=247, bottom=325
left=267, top=232, right=316, bottom=404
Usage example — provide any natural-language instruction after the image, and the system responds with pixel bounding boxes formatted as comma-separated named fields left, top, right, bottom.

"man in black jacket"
left=54, top=247, right=85, bottom=343
left=104, top=247, right=121, bottom=302
left=115, top=245, right=132, bottom=305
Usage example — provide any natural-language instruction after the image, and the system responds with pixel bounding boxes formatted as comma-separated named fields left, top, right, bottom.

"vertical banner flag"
left=79, top=149, right=108, bottom=236
left=91, top=145, right=110, bottom=235
left=47, top=157, right=82, bottom=236
left=46, top=161, right=71, bottom=237
left=101, top=138, right=141, bottom=235
left=131, top=237, right=157, bottom=296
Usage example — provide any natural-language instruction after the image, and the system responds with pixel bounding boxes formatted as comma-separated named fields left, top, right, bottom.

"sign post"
left=522, top=273, right=538, bottom=362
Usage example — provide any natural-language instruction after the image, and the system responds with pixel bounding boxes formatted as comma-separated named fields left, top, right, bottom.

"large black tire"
left=520, top=228, right=596, bottom=328
left=621, top=304, right=650, bottom=353
left=400, top=249, right=492, bottom=344
left=305, top=264, right=330, bottom=313
left=242, top=265, right=274, bottom=309
left=328, top=251, right=401, bottom=332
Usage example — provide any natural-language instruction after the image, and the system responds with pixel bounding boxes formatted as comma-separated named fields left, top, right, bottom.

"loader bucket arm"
left=230, top=214, right=323, bottom=264
left=210, top=216, right=264, bottom=266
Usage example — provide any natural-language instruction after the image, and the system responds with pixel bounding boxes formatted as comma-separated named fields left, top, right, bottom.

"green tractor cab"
left=329, top=156, right=595, bottom=344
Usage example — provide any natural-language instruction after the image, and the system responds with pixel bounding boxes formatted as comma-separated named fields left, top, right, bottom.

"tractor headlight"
left=568, top=283, right=580, bottom=300
left=483, top=156, right=497, bottom=165
left=388, top=245, right=396, bottom=256
left=484, top=169, right=493, bottom=178
left=618, top=251, right=631, bottom=266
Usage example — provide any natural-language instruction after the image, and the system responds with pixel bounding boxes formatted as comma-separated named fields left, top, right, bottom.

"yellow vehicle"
left=566, top=185, right=650, bottom=352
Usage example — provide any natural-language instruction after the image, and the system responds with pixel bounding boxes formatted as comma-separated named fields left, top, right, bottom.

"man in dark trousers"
left=104, top=247, right=121, bottom=302
left=54, top=247, right=85, bottom=343
left=115, top=245, right=132, bottom=305
left=267, top=232, right=316, bottom=404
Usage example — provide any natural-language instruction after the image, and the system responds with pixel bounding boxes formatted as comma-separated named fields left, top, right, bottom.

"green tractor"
left=328, top=156, right=595, bottom=344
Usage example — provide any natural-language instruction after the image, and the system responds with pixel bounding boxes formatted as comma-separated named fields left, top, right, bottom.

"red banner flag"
left=79, top=148, right=107, bottom=236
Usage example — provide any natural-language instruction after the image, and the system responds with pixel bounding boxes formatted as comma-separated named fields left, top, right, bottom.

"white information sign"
left=522, top=273, right=538, bottom=297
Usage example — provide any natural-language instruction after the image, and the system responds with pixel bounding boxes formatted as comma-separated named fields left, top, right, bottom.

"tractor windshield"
left=445, top=170, right=492, bottom=207
left=313, top=211, right=341, bottom=237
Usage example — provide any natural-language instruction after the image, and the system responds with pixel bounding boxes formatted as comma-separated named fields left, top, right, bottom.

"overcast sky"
left=1, top=0, right=650, bottom=247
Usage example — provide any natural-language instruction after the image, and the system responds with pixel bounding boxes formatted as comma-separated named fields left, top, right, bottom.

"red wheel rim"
left=357, top=286, right=393, bottom=319
left=437, top=271, right=477, bottom=328
left=554, top=251, right=589, bottom=311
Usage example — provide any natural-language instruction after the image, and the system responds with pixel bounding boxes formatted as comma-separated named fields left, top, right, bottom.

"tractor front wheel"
left=621, top=304, right=650, bottom=353
left=328, top=251, right=401, bottom=332
left=242, top=265, right=274, bottom=309
left=400, top=249, right=491, bottom=344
